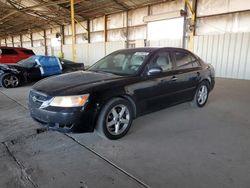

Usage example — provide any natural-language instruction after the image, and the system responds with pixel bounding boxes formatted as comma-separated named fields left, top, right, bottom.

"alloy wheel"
left=106, top=104, right=130, bottom=136
left=197, top=85, right=208, bottom=105
left=3, top=75, right=19, bottom=88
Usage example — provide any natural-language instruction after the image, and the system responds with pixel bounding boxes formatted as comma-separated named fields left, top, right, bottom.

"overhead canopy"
left=0, top=0, right=169, bottom=37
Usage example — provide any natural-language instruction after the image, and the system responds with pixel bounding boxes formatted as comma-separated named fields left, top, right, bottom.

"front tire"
left=0, top=73, right=20, bottom=88
left=192, top=81, right=209, bottom=107
left=96, top=98, right=133, bottom=140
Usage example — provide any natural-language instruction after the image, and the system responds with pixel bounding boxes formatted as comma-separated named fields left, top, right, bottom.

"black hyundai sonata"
left=28, top=47, right=215, bottom=139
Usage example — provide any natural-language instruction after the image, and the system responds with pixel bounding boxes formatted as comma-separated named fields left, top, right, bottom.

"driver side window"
left=149, top=51, right=173, bottom=72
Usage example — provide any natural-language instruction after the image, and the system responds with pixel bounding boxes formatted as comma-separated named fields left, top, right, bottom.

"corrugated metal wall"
left=62, top=41, right=126, bottom=65
left=194, top=32, right=250, bottom=80
left=149, top=39, right=182, bottom=48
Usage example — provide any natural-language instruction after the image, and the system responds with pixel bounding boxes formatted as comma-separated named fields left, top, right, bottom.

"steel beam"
left=87, top=19, right=90, bottom=44
left=70, top=0, right=76, bottom=62
left=43, top=30, right=48, bottom=55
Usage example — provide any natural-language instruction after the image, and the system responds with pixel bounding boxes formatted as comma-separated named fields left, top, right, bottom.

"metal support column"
left=30, top=33, right=33, bottom=47
left=184, top=0, right=197, bottom=51
left=43, top=30, right=48, bottom=55
left=11, top=36, right=14, bottom=47
left=126, top=11, right=129, bottom=48
left=87, top=19, right=90, bottom=43
left=104, top=15, right=107, bottom=55
left=60, top=25, right=65, bottom=58
left=70, top=0, right=76, bottom=62
left=20, top=34, right=23, bottom=47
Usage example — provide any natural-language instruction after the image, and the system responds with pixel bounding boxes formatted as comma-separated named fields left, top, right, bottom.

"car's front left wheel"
left=96, top=98, right=133, bottom=140
left=0, top=73, right=20, bottom=88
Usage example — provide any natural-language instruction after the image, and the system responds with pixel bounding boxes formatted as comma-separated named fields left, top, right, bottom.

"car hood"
left=32, top=71, right=126, bottom=96
left=0, top=64, right=20, bottom=70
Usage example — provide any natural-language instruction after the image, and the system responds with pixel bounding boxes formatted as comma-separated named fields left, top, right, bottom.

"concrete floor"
left=0, top=78, right=250, bottom=188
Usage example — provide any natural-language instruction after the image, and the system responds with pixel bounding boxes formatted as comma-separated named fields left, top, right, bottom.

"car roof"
left=114, top=47, right=190, bottom=53
left=0, top=46, right=32, bottom=50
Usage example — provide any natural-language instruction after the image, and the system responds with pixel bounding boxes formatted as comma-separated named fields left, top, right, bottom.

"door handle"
left=171, top=76, right=178, bottom=81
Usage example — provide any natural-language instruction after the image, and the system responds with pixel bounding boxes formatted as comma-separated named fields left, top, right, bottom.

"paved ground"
left=0, top=78, right=250, bottom=188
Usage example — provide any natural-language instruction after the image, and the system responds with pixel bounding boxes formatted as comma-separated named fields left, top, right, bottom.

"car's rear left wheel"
left=0, top=73, right=20, bottom=88
left=192, top=81, right=209, bottom=107
left=96, top=98, right=133, bottom=140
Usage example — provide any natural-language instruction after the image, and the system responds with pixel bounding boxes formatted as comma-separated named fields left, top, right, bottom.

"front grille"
left=29, top=90, right=52, bottom=108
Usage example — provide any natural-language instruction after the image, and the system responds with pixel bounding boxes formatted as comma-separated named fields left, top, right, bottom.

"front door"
left=136, top=49, right=180, bottom=114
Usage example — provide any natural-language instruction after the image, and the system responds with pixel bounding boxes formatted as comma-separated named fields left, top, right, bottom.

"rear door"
left=0, top=48, right=19, bottom=64
left=172, top=50, right=202, bottom=101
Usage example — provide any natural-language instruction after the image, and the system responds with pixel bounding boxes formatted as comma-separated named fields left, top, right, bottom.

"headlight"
left=49, top=94, right=89, bottom=107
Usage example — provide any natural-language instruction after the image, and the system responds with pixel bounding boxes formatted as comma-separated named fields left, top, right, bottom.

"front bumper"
left=28, top=90, right=95, bottom=133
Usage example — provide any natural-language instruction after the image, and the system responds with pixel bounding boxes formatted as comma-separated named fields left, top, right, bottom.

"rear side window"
left=21, top=50, right=35, bottom=55
left=175, top=52, right=200, bottom=69
left=0, top=49, right=18, bottom=55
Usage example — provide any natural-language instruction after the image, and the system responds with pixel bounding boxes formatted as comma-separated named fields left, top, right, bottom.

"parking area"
left=1, top=78, right=250, bottom=188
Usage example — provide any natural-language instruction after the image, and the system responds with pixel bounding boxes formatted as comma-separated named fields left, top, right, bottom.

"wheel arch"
left=117, top=94, right=137, bottom=118
left=201, top=78, right=211, bottom=90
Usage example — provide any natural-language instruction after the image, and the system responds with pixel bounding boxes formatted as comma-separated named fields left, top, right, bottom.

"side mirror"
left=147, top=67, right=162, bottom=76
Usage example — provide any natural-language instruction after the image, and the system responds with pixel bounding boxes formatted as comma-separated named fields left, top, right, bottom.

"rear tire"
left=0, top=73, right=20, bottom=88
left=96, top=98, right=133, bottom=140
left=192, top=81, right=209, bottom=107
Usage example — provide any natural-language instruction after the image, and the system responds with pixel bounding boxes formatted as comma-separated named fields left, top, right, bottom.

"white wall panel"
left=76, top=43, right=89, bottom=64
left=31, top=47, right=45, bottom=55
left=151, top=0, right=184, bottom=15
left=128, top=7, right=147, bottom=26
left=128, top=26, right=147, bottom=40
left=107, top=29, right=126, bottom=42
left=32, top=31, right=44, bottom=40
left=106, top=41, right=126, bottom=55
left=62, top=45, right=72, bottom=61
left=76, top=22, right=87, bottom=34
left=107, top=12, right=126, bottom=29
left=135, top=40, right=145, bottom=47
left=0, top=39, right=4, bottom=46
left=90, top=32, right=104, bottom=43
left=149, top=39, right=182, bottom=47
left=194, top=32, right=250, bottom=80
left=90, top=17, right=104, bottom=32
left=196, top=11, right=250, bottom=35
left=197, top=0, right=250, bottom=17
left=22, top=34, right=31, bottom=42
left=88, top=42, right=105, bottom=65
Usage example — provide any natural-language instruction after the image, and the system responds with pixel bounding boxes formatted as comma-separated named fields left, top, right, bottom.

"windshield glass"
left=17, top=56, right=37, bottom=68
left=88, top=51, right=150, bottom=75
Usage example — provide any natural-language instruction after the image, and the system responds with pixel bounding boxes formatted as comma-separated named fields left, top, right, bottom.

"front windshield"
left=88, top=51, right=150, bottom=75
left=17, top=56, right=36, bottom=68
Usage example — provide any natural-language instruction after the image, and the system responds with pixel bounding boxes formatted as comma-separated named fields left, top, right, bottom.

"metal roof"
left=0, top=0, right=169, bottom=37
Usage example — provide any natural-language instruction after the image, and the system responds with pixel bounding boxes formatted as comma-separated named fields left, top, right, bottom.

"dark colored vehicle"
left=0, top=56, right=84, bottom=88
left=28, top=48, right=215, bottom=140
left=0, top=47, right=35, bottom=64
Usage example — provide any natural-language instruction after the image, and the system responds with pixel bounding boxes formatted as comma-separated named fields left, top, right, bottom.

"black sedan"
left=0, top=56, right=84, bottom=88
left=28, top=48, right=215, bottom=140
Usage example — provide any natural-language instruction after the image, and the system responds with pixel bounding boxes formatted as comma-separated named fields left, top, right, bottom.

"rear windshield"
left=21, top=50, right=35, bottom=55
left=0, top=49, right=18, bottom=55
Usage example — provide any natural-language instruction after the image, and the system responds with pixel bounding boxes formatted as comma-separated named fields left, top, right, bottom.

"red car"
left=0, top=47, right=35, bottom=64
